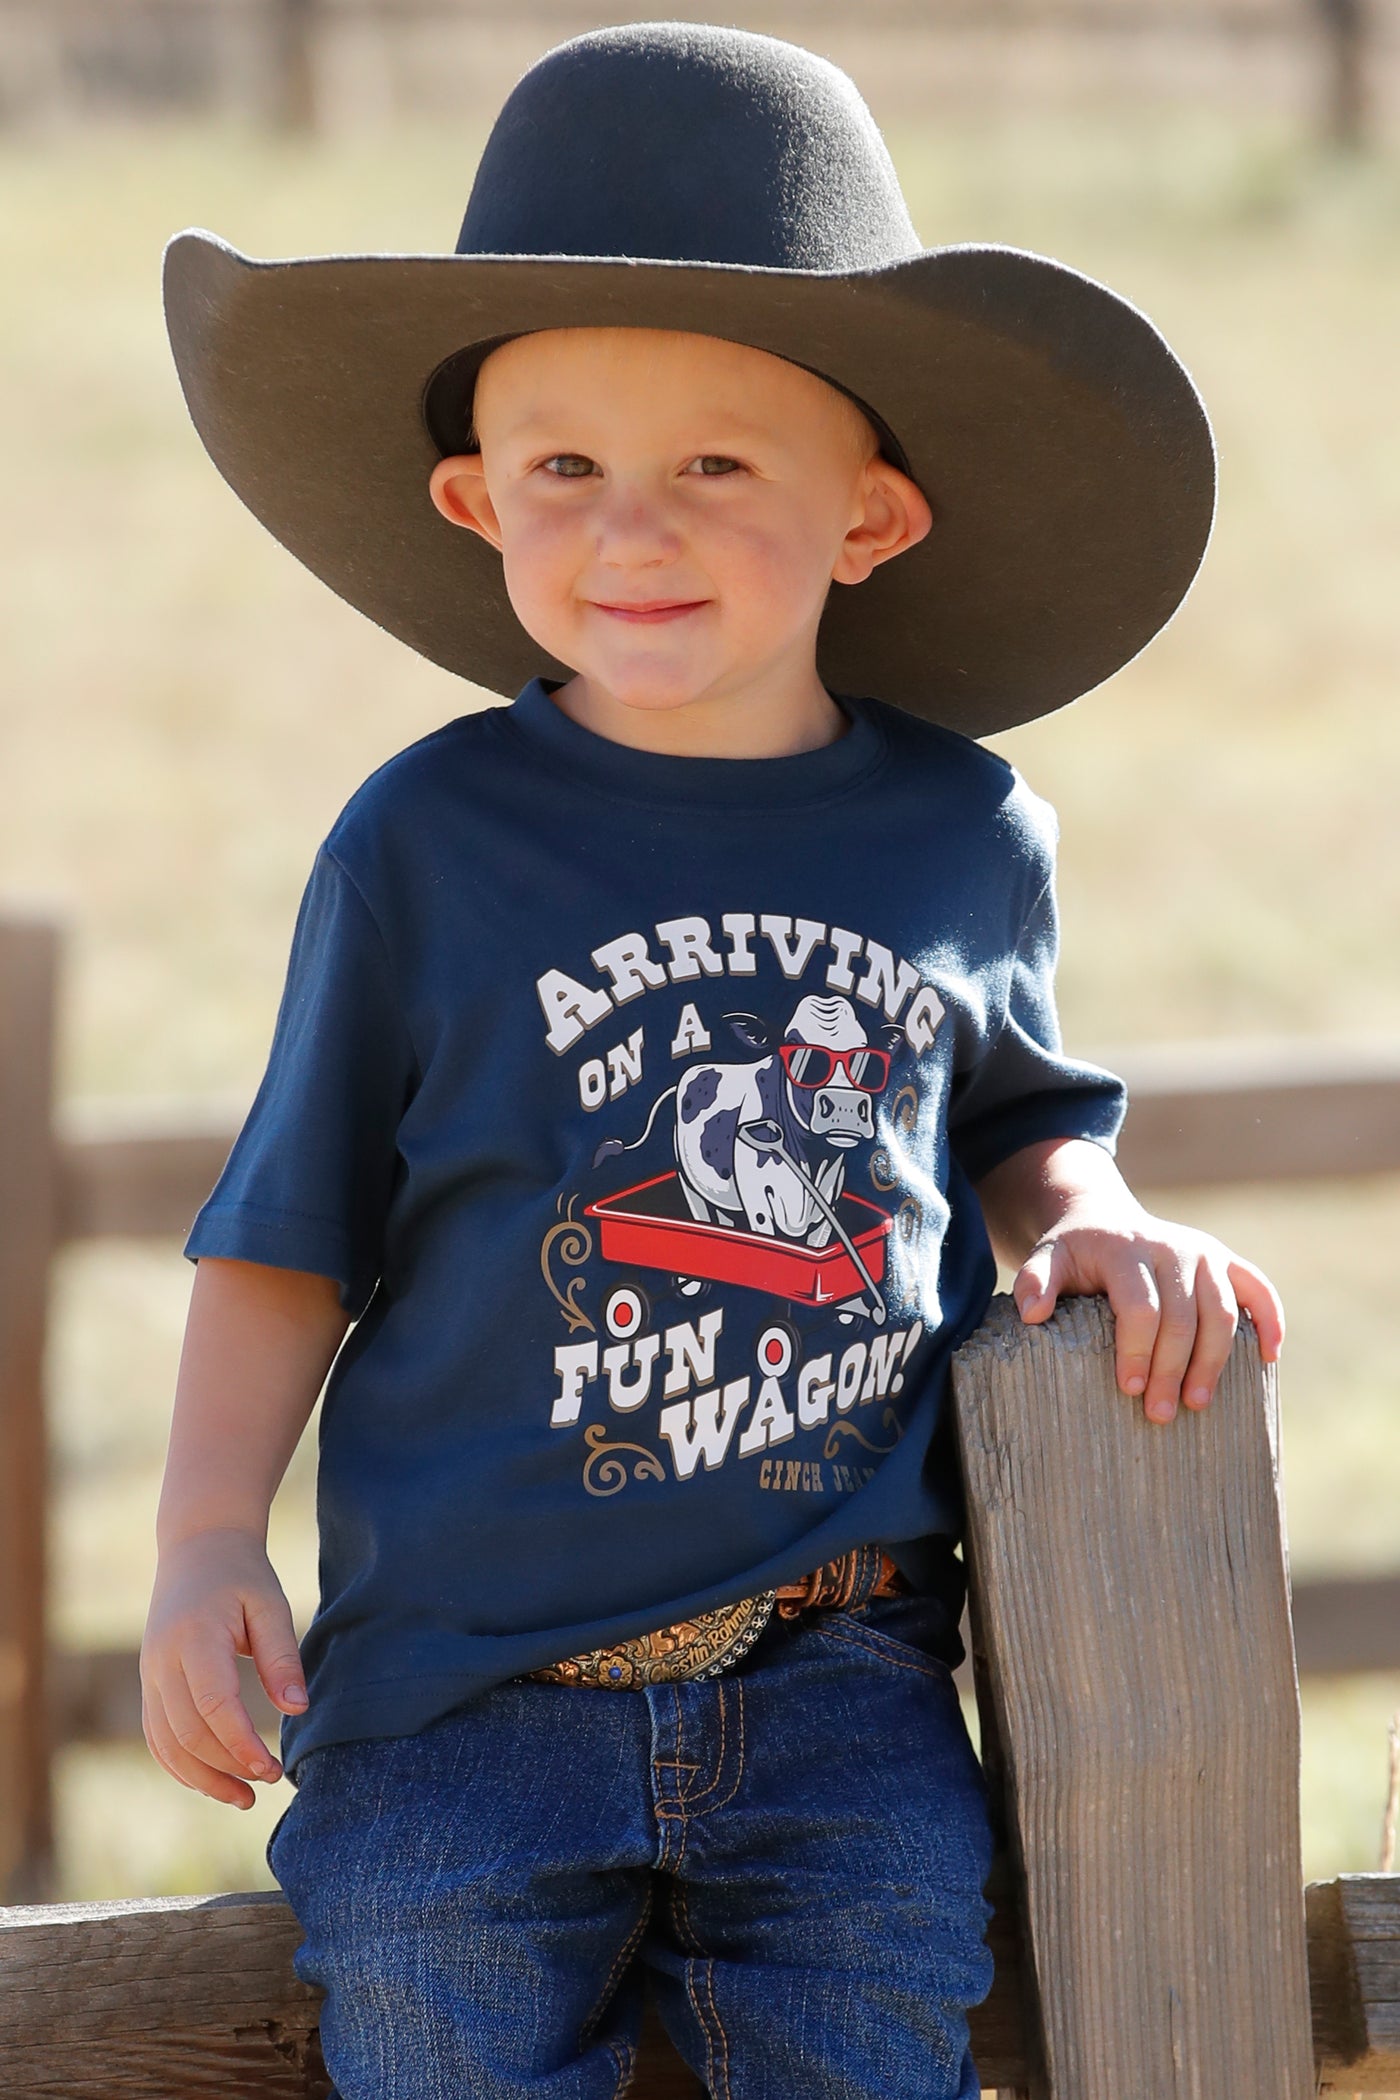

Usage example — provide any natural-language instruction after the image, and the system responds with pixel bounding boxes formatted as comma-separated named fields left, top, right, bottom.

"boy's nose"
left=591, top=490, right=682, bottom=564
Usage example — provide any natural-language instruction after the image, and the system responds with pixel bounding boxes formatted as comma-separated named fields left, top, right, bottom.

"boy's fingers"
left=163, top=1665, right=278, bottom=1785
left=1178, top=1265, right=1238, bottom=1410
left=143, top=1687, right=257, bottom=1809
left=1228, top=1256, right=1286, bottom=1362
left=176, top=1637, right=281, bottom=1780
left=243, top=1595, right=308, bottom=1712
left=1013, top=1242, right=1059, bottom=1322
left=1140, top=1260, right=1199, bottom=1424
left=1108, top=1257, right=1161, bottom=1398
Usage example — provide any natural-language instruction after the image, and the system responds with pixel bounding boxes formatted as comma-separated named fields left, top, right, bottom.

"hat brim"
left=162, top=231, right=1215, bottom=738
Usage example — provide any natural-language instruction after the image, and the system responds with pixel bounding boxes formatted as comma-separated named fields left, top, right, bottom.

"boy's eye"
left=540, top=454, right=742, bottom=478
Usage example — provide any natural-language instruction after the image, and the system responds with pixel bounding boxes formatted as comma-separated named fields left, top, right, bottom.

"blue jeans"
left=267, top=1590, right=996, bottom=2099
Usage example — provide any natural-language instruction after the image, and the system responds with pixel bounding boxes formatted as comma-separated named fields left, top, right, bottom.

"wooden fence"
left=2, top=898, right=1400, bottom=2083
left=0, top=0, right=1394, bottom=146
left=0, top=1874, right=1397, bottom=2093
left=0, top=1297, right=1397, bottom=2095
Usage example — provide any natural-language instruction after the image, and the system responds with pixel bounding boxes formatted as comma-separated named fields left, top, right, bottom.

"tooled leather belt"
left=525, top=1543, right=909, bottom=1689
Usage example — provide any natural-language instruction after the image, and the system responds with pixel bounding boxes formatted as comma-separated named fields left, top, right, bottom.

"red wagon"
left=583, top=1170, right=893, bottom=1309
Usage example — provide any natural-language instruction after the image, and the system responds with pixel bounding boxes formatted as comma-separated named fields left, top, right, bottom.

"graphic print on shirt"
left=535, top=911, right=949, bottom=1500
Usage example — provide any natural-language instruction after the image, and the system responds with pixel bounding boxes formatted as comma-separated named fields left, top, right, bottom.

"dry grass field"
left=2, top=94, right=1399, bottom=1902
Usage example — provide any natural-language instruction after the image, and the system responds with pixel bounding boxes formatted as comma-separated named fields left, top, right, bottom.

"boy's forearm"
left=155, top=1256, right=351, bottom=1554
left=972, top=1136, right=1140, bottom=1269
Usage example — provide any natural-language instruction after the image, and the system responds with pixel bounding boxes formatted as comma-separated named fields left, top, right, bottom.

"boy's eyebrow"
left=497, top=410, right=783, bottom=443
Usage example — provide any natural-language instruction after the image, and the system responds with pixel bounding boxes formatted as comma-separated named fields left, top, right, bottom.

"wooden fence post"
left=0, top=915, right=60, bottom=1905
left=952, top=1293, right=1314, bottom=2100
left=268, top=0, right=317, bottom=133
left=1313, top=0, right=1369, bottom=150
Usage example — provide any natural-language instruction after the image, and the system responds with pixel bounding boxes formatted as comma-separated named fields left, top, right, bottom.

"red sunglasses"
left=777, top=1041, right=891, bottom=1093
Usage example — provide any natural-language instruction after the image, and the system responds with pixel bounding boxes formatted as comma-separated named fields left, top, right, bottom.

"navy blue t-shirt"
left=184, top=676, right=1126, bottom=1780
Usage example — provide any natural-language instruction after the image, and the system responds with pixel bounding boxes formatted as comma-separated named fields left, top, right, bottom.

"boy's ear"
left=428, top=453, right=502, bottom=550
left=831, top=459, right=935, bottom=588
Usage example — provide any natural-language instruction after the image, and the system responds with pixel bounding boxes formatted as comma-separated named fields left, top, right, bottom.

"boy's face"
left=428, top=327, right=930, bottom=721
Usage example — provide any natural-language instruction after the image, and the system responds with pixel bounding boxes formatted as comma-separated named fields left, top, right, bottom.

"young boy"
left=145, top=23, right=1284, bottom=2098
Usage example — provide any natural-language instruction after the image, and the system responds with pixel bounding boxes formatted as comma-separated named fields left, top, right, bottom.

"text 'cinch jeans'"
left=267, top=1589, right=997, bottom=2100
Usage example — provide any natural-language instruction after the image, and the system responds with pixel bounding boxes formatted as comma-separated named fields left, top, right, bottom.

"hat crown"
left=455, top=22, right=922, bottom=273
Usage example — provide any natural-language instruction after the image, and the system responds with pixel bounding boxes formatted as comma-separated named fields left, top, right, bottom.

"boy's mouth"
left=591, top=600, right=707, bottom=624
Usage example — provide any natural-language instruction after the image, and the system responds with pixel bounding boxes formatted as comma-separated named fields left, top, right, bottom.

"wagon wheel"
left=602, top=1278, right=654, bottom=1339
left=752, top=1317, right=801, bottom=1379
left=672, top=1274, right=712, bottom=1300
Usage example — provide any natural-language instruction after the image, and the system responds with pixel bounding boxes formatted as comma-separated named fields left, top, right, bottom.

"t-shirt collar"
left=499, top=675, right=888, bottom=810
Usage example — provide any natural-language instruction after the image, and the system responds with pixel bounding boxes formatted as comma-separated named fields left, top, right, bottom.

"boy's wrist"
left=975, top=1135, right=1140, bottom=1266
left=155, top=1516, right=271, bottom=1560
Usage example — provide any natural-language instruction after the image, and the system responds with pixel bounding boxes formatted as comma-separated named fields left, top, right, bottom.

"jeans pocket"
left=814, top=1608, right=957, bottom=1682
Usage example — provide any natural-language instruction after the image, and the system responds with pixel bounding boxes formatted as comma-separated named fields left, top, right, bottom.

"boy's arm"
left=973, top=1136, right=1285, bottom=1427
left=141, top=1256, right=351, bottom=1808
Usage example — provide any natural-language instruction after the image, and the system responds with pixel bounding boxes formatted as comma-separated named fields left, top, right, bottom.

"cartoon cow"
left=593, top=995, right=901, bottom=1249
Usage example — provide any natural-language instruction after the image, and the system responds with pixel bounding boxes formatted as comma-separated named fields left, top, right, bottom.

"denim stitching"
left=669, top=1871, right=702, bottom=1953
left=811, top=1616, right=953, bottom=1681
left=671, top=1693, right=691, bottom=1870
left=670, top=1881, right=720, bottom=2095
left=671, top=1881, right=719, bottom=2096
left=705, top=1953, right=733, bottom=2100
left=604, top=2032, right=635, bottom=2096
left=685, top=1965, right=714, bottom=2096
left=649, top=1685, right=673, bottom=1810
left=577, top=1882, right=653, bottom=2057
left=676, top=1880, right=732, bottom=2100
left=701, top=1680, right=746, bottom=1815
left=674, top=1680, right=730, bottom=1810
left=652, top=1686, right=686, bottom=1872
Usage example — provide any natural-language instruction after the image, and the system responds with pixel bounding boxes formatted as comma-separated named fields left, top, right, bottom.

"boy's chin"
left=563, top=658, right=729, bottom=716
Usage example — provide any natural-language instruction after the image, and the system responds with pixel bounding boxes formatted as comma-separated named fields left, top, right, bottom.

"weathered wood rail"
left=1, top=1300, right=1398, bottom=2096
left=1, top=1872, right=1396, bottom=2096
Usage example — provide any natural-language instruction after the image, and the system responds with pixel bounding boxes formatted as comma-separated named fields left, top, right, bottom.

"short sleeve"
left=183, top=844, right=419, bottom=1320
left=948, top=864, right=1127, bottom=1186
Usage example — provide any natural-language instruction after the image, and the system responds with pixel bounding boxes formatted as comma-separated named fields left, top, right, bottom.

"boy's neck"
left=545, top=668, right=851, bottom=762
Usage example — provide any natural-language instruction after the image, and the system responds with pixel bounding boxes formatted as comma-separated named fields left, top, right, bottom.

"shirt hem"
left=955, top=1109, right=1124, bottom=1187
left=183, top=1208, right=373, bottom=1319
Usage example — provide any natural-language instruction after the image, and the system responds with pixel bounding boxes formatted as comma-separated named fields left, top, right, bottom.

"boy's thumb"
left=245, top=1598, right=309, bottom=1711
left=1013, top=1245, right=1057, bottom=1323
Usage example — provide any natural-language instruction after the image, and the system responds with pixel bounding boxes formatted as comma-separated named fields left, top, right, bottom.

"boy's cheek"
left=717, top=523, right=841, bottom=629
left=499, top=540, right=576, bottom=639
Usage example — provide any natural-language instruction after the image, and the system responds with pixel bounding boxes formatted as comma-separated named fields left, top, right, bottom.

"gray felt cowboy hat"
left=162, top=20, right=1216, bottom=739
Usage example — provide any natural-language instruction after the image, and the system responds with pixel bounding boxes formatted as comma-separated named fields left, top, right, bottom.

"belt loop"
left=849, top=1542, right=880, bottom=1612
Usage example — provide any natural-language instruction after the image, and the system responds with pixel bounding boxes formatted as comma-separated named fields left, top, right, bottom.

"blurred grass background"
left=2, top=96, right=1398, bottom=1901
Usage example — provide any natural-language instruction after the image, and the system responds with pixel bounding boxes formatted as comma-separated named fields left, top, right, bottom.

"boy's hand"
left=1013, top=1202, right=1285, bottom=1424
left=974, top=1138, right=1285, bottom=1426
left=140, top=1528, right=309, bottom=1809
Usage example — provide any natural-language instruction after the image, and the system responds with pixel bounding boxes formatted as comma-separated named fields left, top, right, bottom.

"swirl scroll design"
left=540, top=1193, right=595, bottom=1333
left=890, top=1083, right=919, bottom=1136
left=582, top=1423, right=667, bottom=1498
left=869, top=1084, right=921, bottom=1196
left=823, top=1408, right=904, bottom=1460
left=868, top=1145, right=899, bottom=1194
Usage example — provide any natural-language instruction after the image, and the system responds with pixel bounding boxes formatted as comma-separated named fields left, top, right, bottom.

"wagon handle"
left=736, top=1119, right=887, bottom=1325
